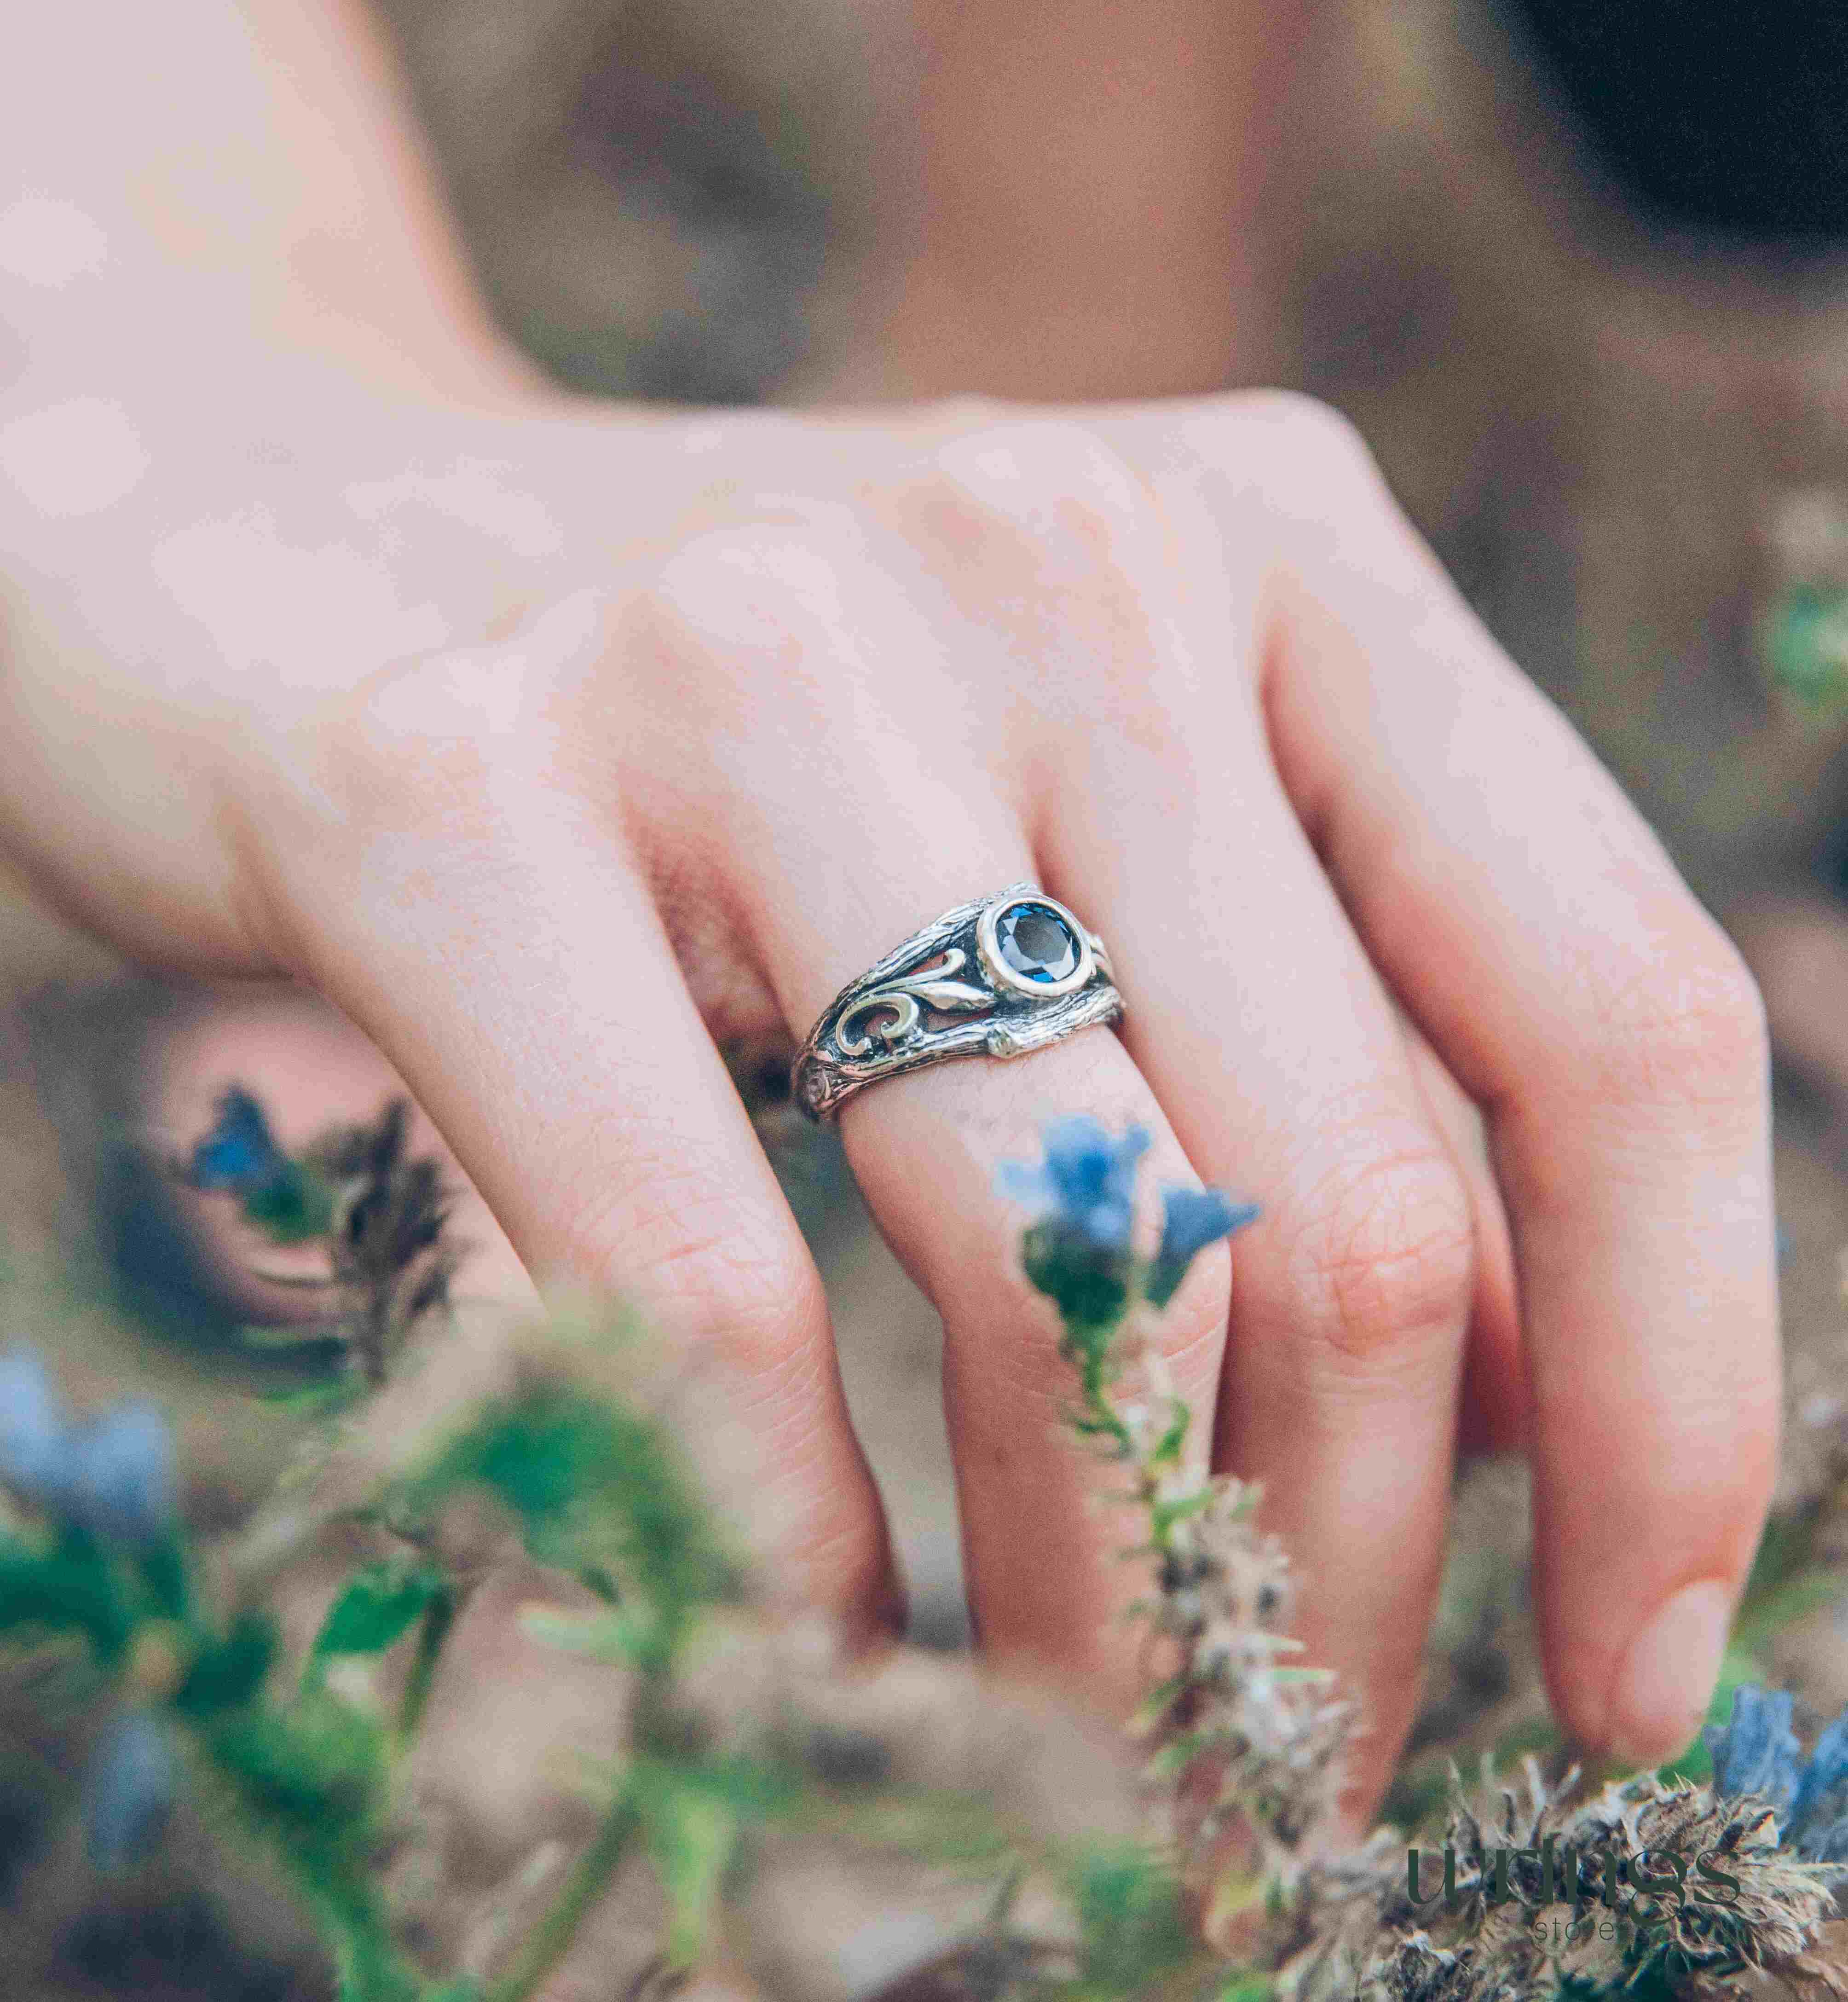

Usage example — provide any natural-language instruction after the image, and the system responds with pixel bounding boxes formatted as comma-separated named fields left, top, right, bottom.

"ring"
left=791, top=883, right=1124, bottom=1122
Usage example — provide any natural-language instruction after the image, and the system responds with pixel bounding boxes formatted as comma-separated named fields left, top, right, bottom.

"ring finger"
left=631, top=524, right=1235, bottom=1712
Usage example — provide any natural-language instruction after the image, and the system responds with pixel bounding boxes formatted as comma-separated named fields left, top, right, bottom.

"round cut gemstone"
left=995, top=901, right=1080, bottom=984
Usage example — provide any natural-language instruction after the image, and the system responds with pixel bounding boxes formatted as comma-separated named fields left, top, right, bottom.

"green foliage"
left=199, top=1692, right=430, bottom=2002
left=308, top=1560, right=448, bottom=1672
left=627, top=1753, right=793, bottom=1966
left=239, top=1161, right=338, bottom=1245
left=1068, top=1840, right=1195, bottom=1994
left=185, top=1092, right=457, bottom=1386
left=1765, top=584, right=1848, bottom=707
left=29, top=1088, right=1841, bottom=2002
left=392, top=1377, right=742, bottom=1669
left=174, top=1611, right=278, bottom=1717
left=0, top=1528, right=139, bottom=1662
left=1024, top=1219, right=1132, bottom=1344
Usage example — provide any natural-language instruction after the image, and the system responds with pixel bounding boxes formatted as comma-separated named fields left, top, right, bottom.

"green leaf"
left=256, top=1378, right=365, bottom=1418
left=176, top=1611, right=277, bottom=1718
left=1126, top=1674, right=1187, bottom=1736
left=1150, top=1401, right=1191, bottom=1466
left=204, top=1688, right=387, bottom=1843
left=1068, top=1839, right=1195, bottom=1994
left=1218, top=1978, right=1276, bottom=2002
left=397, top=1589, right=455, bottom=1740
left=241, top=1322, right=345, bottom=1351
left=241, top=1160, right=338, bottom=1245
left=520, top=1602, right=661, bottom=1669
left=1766, top=584, right=1848, bottom=708
left=133, top=1533, right=193, bottom=1623
left=311, top=1561, right=447, bottom=1666
left=629, top=1762, right=744, bottom=1968
left=393, top=1379, right=741, bottom=1668
left=1149, top=1488, right=1214, bottom=1539
left=1022, top=1221, right=1130, bottom=1343
left=0, top=1543, right=134, bottom=1662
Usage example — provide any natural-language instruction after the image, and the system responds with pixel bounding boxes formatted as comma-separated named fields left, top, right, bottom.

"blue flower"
left=186, top=1085, right=289, bottom=1197
left=1147, top=1187, right=1260, bottom=1307
left=0, top=1347, right=75, bottom=1506
left=83, top=1709, right=175, bottom=1872
left=1773, top=1703, right=1848, bottom=1865
left=996, top=1116, right=1150, bottom=1253
left=64, top=1405, right=175, bottom=1550
left=0, top=1350, right=174, bottom=1548
left=1704, top=1684, right=1801, bottom=1811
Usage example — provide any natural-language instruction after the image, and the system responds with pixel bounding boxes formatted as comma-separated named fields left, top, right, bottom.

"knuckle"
left=921, top=411, right=1152, bottom=570
left=316, top=685, right=485, bottom=829
left=295, top=632, right=555, bottom=844
left=1571, top=926, right=1770, bottom=1114
left=558, top=1147, right=826, bottom=1388
left=919, top=390, right=1016, bottom=434
left=1213, top=389, right=1387, bottom=497
left=1291, top=1140, right=1476, bottom=1369
left=632, top=521, right=841, bottom=659
left=246, top=641, right=552, bottom=947
left=618, top=520, right=900, bottom=727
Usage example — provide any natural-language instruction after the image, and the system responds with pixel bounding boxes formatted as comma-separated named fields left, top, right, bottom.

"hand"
left=0, top=0, right=1777, bottom=1823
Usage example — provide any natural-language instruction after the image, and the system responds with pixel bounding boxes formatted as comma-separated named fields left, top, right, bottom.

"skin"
left=0, top=0, right=1780, bottom=1824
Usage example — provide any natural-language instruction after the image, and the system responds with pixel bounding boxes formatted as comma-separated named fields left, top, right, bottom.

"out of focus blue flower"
left=1791, top=1708, right=1848, bottom=1827
left=1765, top=1703, right=1848, bottom=1866
left=1147, top=1187, right=1259, bottom=1307
left=0, top=1347, right=74, bottom=1506
left=997, top=1117, right=1150, bottom=1253
left=1704, top=1684, right=1802, bottom=1811
left=64, top=1405, right=175, bottom=1550
left=83, top=1709, right=175, bottom=1871
left=186, top=1085, right=289, bottom=1197
left=0, top=1348, right=174, bottom=1548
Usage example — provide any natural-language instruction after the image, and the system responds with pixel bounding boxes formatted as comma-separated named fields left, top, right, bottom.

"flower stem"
left=484, top=1793, right=641, bottom=2002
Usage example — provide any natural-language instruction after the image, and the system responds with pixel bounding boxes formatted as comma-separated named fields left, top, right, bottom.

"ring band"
left=791, top=883, right=1124, bottom=1122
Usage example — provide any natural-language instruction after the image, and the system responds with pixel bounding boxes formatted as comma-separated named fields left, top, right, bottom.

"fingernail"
left=1609, top=1579, right=1732, bottom=1767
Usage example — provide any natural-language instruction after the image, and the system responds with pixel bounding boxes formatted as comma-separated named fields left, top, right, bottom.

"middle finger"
left=1041, top=643, right=1479, bottom=1817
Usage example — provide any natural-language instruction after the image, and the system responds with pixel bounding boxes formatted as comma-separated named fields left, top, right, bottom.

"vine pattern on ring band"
left=833, top=949, right=993, bottom=1056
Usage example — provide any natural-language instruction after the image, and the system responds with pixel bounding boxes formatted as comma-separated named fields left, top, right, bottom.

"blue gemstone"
left=996, top=903, right=1079, bottom=984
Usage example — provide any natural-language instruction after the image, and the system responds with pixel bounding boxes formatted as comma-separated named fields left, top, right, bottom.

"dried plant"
left=3, top=1093, right=1846, bottom=2002
left=182, top=1086, right=458, bottom=1387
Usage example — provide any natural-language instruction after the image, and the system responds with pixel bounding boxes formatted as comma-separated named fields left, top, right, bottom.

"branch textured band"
left=791, top=883, right=1125, bottom=1122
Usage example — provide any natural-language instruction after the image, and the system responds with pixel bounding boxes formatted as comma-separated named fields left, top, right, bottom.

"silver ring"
left=791, top=883, right=1124, bottom=1122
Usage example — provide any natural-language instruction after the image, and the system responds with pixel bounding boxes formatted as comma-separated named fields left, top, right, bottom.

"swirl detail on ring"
left=834, top=949, right=993, bottom=1056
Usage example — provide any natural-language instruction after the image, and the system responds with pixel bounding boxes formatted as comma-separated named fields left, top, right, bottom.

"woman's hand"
left=0, top=0, right=1777, bottom=1822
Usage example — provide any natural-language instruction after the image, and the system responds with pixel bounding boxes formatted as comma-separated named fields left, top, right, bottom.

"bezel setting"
left=976, top=894, right=1095, bottom=1000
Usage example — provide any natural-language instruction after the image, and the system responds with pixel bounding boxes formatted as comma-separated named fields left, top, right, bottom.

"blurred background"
left=11, top=0, right=1848, bottom=1988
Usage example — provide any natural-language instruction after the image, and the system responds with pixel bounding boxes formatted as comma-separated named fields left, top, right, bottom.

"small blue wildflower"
left=1147, top=1187, right=1260, bottom=1308
left=186, top=1085, right=289, bottom=1197
left=0, top=1347, right=74, bottom=1506
left=999, top=1117, right=1153, bottom=1332
left=63, top=1405, right=176, bottom=1550
left=83, top=1709, right=175, bottom=1872
left=1780, top=1703, right=1848, bottom=1865
left=1790, top=1707, right=1848, bottom=1827
left=996, top=1116, right=1150, bottom=1252
left=1703, top=1684, right=1802, bottom=1811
